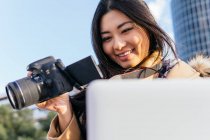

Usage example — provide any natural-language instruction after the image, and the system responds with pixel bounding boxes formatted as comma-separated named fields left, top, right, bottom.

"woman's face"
left=100, top=10, right=150, bottom=68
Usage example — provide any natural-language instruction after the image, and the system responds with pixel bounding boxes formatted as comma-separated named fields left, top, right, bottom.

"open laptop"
left=86, top=79, right=210, bottom=140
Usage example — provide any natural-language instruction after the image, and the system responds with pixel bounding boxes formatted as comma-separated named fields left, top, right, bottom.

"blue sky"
left=0, top=0, right=172, bottom=96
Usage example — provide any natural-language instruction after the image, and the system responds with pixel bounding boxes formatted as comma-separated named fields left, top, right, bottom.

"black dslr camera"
left=5, top=56, right=103, bottom=110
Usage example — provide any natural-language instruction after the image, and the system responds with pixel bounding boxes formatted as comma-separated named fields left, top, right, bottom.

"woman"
left=38, top=0, right=201, bottom=140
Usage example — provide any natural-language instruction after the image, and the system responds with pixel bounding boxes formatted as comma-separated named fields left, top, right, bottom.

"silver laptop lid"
left=87, top=79, right=210, bottom=140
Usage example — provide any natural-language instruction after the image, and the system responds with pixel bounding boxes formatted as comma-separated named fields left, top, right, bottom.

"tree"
left=0, top=124, right=8, bottom=140
left=0, top=105, right=47, bottom=140
left=38, top=111, right=56, bottom=132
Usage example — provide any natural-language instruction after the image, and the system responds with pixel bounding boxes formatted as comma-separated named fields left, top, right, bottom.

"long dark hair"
left=91, top=0, right=177, bottom=78
left=72, top=0, right=177, bottom=139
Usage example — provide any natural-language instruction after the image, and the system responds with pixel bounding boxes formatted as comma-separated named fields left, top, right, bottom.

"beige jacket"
left=47, top=59, right=201, bottom=140
left=48, top=114, right=81, bottom=140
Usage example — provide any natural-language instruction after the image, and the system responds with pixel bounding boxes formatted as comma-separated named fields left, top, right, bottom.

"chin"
left=120, top=63, right=139, bottom=69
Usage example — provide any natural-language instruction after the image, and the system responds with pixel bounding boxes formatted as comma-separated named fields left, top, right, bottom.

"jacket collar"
left=110, top=51, right=162, bottom=79
left=166, top=60, right=200, bottom=79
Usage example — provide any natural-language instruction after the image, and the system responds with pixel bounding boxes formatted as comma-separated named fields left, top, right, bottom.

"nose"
left=113, top=36, right=126, bottom=50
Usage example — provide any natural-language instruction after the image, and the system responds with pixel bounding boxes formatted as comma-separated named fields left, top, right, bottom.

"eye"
left=102, top=36, right=112, bottom=42
left=121, top=27, right=134, bottom=34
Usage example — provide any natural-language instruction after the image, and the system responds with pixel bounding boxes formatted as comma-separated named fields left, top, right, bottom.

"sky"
left=0, top=0, right=173, bottom=97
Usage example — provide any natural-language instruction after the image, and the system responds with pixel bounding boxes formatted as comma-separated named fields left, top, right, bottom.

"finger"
left=36, top=101, right=47, bottom=108
left=27, top=71, right=32, bottom=77
left=36, top=102, right=56, bottom=111
left=54, top=104, right=68, bottom=115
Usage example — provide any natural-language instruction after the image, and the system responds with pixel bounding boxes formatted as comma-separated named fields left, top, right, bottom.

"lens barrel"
left=6, top=77, right=41, bottom=109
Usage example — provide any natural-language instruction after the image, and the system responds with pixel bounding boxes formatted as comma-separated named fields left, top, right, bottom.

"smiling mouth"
left=117, top=49, right=134, bottom=57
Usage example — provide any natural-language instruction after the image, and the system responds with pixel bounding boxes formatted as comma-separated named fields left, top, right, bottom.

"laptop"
left=86, top=79, right=210, bottom=140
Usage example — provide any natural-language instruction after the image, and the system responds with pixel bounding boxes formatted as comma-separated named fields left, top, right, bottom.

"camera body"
left=27, top=56, right=73, bottom=102
left=6, top=56, right=102, bottom=110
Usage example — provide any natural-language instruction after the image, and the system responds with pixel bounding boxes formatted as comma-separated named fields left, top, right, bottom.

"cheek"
left=129, top=33, right=143, bottom=51
left=134, top=32, right=150, bottom=52
left=128, top=30, right=144, bottom=46
left=103, top=45, right=112, bottom=56
left=133, top=35, right=142, bottom=45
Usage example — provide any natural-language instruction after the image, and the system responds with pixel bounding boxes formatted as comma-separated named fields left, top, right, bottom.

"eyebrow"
left=101, top=21, right=133, bottom=35
left=117, top=21, right=133, bottom=29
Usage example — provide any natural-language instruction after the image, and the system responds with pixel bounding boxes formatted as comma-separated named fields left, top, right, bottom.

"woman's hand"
left=27, top=72, right=73, bottom=132
left=36, top=93, right=73, bottom=132
left=36, top=93, right=71, bottom=115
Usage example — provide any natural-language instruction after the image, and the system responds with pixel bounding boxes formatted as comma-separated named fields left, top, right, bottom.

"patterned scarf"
left=110, top=50, right=177, bottom=79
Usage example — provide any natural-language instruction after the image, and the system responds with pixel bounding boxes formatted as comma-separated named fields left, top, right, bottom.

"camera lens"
left=6, top=85, right=17, bottom=109
left=5, top=77, right=41, bottom=110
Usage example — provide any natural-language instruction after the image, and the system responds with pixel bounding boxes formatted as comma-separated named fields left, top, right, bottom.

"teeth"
left=118, top=50, right=132, bottom=57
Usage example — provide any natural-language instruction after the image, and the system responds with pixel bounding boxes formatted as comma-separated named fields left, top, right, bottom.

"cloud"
left=146, top=0, right=167, bottom=21
left=146, top=0, right=174, bottom=39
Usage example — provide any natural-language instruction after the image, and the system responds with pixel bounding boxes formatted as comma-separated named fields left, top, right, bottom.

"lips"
left=116, top=49, right=134, bottom=57
left=115, top=49, right=134, bottom=62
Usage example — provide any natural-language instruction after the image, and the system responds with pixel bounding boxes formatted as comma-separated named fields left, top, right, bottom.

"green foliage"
left=0, top=124, right=8, bottom=140
left=38, top=112, right=56, bottom=132
left=0, top=105, right=54, bottom=140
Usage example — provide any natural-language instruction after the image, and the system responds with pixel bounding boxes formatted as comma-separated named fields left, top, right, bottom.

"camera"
left=5, top=56, right=103, bottom=110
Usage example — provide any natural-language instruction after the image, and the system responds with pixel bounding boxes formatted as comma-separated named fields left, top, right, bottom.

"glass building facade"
left=171, top=0, right=210, bottom=61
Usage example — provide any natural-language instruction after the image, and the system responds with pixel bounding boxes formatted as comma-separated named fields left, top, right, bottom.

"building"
left=171, top=0, right=210, bottom=61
